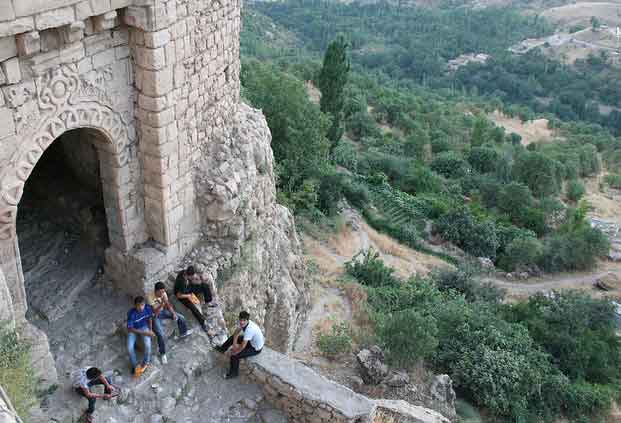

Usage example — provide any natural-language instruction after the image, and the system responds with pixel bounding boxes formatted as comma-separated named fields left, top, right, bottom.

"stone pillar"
left=0, top=237, right=25, bottom=320
left=0, top=266, right=15, bottom=326
left=126, top=1, right=182, bottom=249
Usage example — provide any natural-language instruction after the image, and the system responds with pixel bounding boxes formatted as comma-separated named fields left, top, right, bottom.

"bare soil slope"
left=489, top=110, right=555, bottom=145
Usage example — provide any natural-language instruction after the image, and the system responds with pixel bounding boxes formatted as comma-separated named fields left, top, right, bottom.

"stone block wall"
left=0, top=0, right=242, bottom=316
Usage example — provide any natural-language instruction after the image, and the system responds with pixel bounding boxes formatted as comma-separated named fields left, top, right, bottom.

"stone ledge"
left=373, top=399, right=450, bottom=423
left=245, top=348, right=451, bottom=423
left=247, top=348, right=375, bottom=420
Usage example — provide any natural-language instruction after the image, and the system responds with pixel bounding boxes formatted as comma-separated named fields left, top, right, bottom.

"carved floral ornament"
left=0, top=64, right=132, bottom=241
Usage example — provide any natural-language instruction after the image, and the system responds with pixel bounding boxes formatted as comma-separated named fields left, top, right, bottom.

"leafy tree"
left=377, top=309, right=439, bottom=365
left=318, top=35, right=350, bottom=153
left=566, top=179, right=586, bottom=202
left=470, top=116, right=488, bottom=147
left=435, top=207, right=499, bottom=258
left=497, top=182, right=533, bottom=220
left=242, top=60, right=330, bottom=212
left=513, top=151, right=560, bottom=197
left=507, top=292, right=621, bottom=383
left=432, top=267, right=505, bottom=303
left=467, top=146, right=500, bottom=173
left=431, top=151, right=469, bottom=179
left=499, top=236, right=543, bottom=271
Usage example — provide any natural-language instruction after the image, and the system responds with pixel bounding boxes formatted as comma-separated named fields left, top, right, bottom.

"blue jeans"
left=153, top=310, right=188, bottom=355
left=74, top=372, right=114, bottom=414
left=127, top=331, right=151, bottom=371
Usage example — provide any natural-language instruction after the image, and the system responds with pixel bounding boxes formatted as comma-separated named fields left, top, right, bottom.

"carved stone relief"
left=0, top=64, right=133, bottom=241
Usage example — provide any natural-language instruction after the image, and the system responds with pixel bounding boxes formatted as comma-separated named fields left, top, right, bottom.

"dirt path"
left=293, top=286, right=353, bottom=355
left=304, top=207, right=451, bottom=281
left=484, top=266, right=621, bottom=300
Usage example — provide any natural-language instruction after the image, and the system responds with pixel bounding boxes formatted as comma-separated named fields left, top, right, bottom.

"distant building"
left=446, top=53, right=490, bottom=71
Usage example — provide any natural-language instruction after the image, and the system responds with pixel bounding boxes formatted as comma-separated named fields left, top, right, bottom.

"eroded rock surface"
left=182, top=103, right=309, bottom=353
left=357, top=346, right=389, bottom=385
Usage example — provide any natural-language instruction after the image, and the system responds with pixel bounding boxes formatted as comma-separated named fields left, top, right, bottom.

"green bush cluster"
left=566, top=180, right=586, bottom=202
left=345, top=256, right=620, bottom=422
left=317, top=321, right=353, bottom=358
left=604, top=173, right=621, bottom=189
left=0, top=323, right=36, bottom=419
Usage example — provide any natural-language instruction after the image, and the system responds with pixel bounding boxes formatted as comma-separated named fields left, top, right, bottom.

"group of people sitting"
left=71, top=265, right=265, bottom=422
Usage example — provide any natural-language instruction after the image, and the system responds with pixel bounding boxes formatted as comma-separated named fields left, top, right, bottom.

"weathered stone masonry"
left=0, top=0, right=242, bottom=322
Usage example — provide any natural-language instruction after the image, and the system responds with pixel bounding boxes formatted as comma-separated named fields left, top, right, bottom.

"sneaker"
left=223, top=372, right=238, bottom=379
left=161, top=354, right=168, bottom=364
left=84, top=413, right=94, bottom=423
left=179, top=329, right=194, bottom=339
left=133, top=365, right=144, bottom=379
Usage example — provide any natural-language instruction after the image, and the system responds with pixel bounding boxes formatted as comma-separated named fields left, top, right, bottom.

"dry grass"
left=363, top=221, right=453, bottom=278
left=489, top=110, right=554, bottom=145
left=541, top=2, right=621, bottom=27
left=583, top=173, right=621, bottom=222
left=302, top=234, right=346, bottom=279
left=305, top=81, right=321, bottom=105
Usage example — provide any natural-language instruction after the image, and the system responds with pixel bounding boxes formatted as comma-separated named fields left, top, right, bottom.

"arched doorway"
left=18, top=128, right=111, bottom=322
left=12, top=126, right=138, bottom=385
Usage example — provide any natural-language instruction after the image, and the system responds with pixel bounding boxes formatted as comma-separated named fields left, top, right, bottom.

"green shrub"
left=566, top=179, right=586, bottom=202
left=513, top=151, right=560, bottom=197
left=431, top=303, right=566, bottom=422
left=332, top=140, right=358, bottom=171
left=342, top=179, right=370, bottom=209
left=540, top=226, right=609, bottom=272
left=376, top=308, right=438, bottom=365
left=431, top=151, right=469, bottom=179
left=399, top=165, right=444, bottom=195
left=467, top=146, right=500, bottom=173
left=506, top=292, right=621, bottom=384
left=563, top=382, right=614, bottom=418
left=435, top=207, right=499, bottom=259
left=317, top=322, right=353, bottom=357
left=345, top=249, right=400, bottom=287
left=0, top=323, right=37, bottom=418
left=366, top=278, right=443, bottom=313
left=431, top=267, right=505, bottom=303
left=317, top=169, right=345, bottom=216
left=499, top=236, right=543, bottom=271
left=604, top=173, right=621, bottom=189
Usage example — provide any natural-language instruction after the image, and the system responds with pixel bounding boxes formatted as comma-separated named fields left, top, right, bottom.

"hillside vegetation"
left=240, top=2, right=621, bottom=421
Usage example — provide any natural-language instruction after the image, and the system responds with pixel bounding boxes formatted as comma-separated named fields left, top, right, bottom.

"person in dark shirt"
left=174, top=265, right=213, bottom=333
left=127, top=296, right=155, bottom=377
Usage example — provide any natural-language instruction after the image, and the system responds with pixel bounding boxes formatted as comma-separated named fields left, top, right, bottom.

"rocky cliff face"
left=183, top=103, right=309, bottom=352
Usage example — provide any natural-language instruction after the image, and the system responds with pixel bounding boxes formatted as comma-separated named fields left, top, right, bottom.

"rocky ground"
left=17, top=151, right=288, bottom=423
left=26, top=275, right=288, bottom=423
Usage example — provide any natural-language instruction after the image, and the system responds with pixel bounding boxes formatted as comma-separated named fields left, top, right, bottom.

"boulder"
left=594, top=273, right=621, bottom=291
left=357, top=346, right=389, bottom=385
left=429, top=374, right=457, bottom=421
left=385, top=371, right=410, bottom=388
left=477, top=257, right=494, bottom=269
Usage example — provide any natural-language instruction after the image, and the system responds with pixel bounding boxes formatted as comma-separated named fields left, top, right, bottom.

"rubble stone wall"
left=243, top=348, right=450, bottom=423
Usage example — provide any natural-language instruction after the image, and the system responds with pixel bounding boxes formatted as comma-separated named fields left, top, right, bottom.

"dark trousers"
left=75, top=376, right=112, bottom=415
left=178, top=283, right=212, bottom=325
left=220, top=335, right=261, bottom=376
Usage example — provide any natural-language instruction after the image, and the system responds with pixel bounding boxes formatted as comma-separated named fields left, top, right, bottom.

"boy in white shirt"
left=71, top=367, right=117, bottom=422
left=215, top=311, right=264, bottom=379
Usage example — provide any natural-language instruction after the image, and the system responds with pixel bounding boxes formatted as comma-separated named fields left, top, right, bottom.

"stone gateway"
left=0, top=0, right=308, bottom=375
